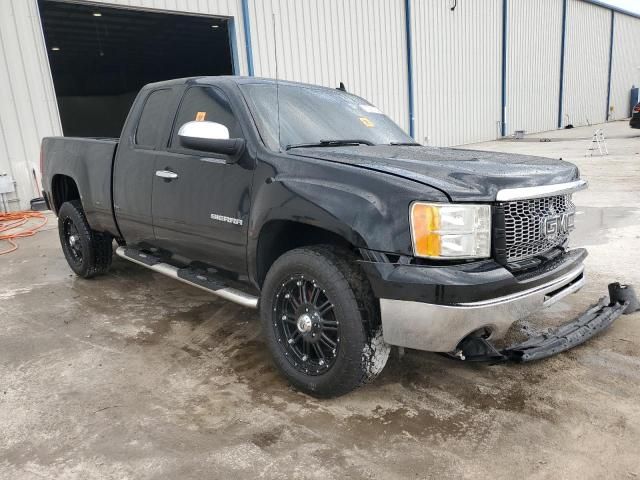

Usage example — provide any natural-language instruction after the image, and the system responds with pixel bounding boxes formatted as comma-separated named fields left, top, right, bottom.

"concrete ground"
left=1, top=121, right=639, bottom=479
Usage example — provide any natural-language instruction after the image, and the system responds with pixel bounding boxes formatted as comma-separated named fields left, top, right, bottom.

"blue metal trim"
left=500, top=0, right=508, bottom=137
left=558, top=0, right=568, bottom=128
left=606, top=10, right=615, bottom=120
left=241, top=0, right=254, bottom=76
left=228, top=18, right=240, bottom=75
left=404, top=0, right=415, bottom=138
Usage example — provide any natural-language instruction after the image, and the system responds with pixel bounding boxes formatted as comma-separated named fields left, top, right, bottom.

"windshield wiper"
left=388, top=141, right=422, bottom=146
left=285, top=139, right=375, bottom=151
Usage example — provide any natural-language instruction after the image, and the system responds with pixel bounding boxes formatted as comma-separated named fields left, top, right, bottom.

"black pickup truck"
left=41, top=76, right=637, bottom=397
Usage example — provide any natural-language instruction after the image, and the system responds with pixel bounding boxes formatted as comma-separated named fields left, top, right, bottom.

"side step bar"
left=115, top=247, right=259, bottom=309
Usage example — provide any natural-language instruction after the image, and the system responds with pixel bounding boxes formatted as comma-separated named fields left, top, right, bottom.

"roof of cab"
left=143, top=76, right=343, bottom=91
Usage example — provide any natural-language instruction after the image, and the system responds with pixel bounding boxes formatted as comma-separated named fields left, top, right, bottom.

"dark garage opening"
left=39, top=0, right=235, bottom=138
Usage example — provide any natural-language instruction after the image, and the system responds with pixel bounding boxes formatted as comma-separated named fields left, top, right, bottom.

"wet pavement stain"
left=181, top=344, right=203, bottom=358
left=251, top=426, right=285, bottom=448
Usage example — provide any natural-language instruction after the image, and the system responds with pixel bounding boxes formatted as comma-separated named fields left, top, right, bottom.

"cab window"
left=135, top=89, right=172, bottom=148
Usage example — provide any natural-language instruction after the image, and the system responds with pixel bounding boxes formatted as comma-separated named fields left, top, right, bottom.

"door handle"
left=155, top=170, right=178, bottom=180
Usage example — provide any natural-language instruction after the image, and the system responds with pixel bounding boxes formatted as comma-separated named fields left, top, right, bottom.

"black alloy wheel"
left=273, top=275, right=340, bottom=375
left=260, top=245, right=391, bottom=398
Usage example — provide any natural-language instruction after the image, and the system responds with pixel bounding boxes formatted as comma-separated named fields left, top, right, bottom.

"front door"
left=151, top=86, right=253, bottom=274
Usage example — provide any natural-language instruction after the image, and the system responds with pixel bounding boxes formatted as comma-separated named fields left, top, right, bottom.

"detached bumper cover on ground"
left=456, top=283, right=639, bottom=363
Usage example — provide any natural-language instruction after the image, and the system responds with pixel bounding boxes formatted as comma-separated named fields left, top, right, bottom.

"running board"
left=115, top=247, right=259, bottom=309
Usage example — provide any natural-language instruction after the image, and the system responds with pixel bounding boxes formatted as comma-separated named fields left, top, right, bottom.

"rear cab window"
left=135, top=89, right=173, bottom=148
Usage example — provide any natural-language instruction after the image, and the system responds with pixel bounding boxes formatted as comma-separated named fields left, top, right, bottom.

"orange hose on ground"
left=0, top=211, right=48, bottom=255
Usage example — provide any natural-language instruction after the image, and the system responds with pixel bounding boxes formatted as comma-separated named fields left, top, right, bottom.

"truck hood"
left=289, top=145, right=579, bottom=201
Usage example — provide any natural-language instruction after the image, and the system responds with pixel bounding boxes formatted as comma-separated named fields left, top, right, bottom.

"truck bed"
left=42, top=136, right=120, bottom=235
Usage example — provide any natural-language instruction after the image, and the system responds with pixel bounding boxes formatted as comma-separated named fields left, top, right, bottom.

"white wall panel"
left=562, top=0, right=611, bottom=126
left=411, top=0, right=503, bottom=146
left=0, top=0, right=62, bottom=211
left=609, top=12, right=640, bottom=119
left=248, top=0, right=409, bottom=131
left=506, top=0, right=563, bottom=135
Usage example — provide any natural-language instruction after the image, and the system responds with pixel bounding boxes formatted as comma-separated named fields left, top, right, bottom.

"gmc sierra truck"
left=41, top=76, right=638, bottom=397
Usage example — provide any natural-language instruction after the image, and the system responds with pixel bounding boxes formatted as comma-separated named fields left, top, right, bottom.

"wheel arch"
left=254, top=220, right=364, bottom=288
left=51, top=174, right=81, bottom=214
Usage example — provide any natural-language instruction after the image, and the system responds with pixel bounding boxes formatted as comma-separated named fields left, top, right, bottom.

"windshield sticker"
left=359, top=117, right=375, bottom=127
left=360, top=104, right=382, bottom=114
left=195, top=111, right=206, bottom=121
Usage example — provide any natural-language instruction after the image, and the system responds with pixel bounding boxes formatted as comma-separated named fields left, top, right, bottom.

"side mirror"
left=178, top=121, right=245, bottom=158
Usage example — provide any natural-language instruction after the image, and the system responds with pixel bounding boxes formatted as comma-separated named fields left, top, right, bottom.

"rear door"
left=113, top=87, right=177, bottom=246
left=151, top=85, right=253, bottom=274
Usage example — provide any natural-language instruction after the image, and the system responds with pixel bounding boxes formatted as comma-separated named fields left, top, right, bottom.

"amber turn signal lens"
left=410, top=203, right=442, bottom=257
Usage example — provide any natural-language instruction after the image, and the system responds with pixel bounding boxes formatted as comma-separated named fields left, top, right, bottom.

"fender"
left=246, top=153, right=448, bottom=285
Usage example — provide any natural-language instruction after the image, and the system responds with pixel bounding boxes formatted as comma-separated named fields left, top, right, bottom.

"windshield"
left=239, top=83, right=415, bottom=151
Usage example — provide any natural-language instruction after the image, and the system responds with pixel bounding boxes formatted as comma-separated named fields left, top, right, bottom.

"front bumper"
left=379, top=263, right=584, bottom=352
left=361, top=248, right=587, bottom=352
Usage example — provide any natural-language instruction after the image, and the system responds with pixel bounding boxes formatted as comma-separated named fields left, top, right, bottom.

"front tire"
left=260, top=245, right=390, bottom=398
left=58, top=200, right=113, bottom=279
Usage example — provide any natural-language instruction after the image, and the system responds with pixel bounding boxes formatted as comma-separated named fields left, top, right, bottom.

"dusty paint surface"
left=1, top=121, right=639, bottom=479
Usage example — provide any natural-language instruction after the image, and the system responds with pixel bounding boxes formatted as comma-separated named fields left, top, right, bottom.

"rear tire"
left=260, top=245, right=390, bottom=398
left=58, top=200, right=112, bottom=278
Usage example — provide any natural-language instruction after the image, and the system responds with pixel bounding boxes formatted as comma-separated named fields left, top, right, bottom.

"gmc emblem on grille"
left=541, top=212, right=575, bottom=239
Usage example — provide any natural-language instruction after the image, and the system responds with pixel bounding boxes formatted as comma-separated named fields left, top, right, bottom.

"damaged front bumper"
left=367, top=248, right=636, bottom=361
left=455, top=282, right=639, bottom=362
left=378, top=261, right=586, bottom=352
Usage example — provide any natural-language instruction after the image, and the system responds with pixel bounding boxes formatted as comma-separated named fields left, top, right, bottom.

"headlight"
left=410, top=202, right=491, bottom=259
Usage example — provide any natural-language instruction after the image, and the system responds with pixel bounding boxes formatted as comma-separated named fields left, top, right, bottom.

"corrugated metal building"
left=0, top=0, right=639, bottom=211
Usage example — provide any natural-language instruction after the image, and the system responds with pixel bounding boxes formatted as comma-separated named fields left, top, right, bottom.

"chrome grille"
left=502, top=194, right=575, bottom=262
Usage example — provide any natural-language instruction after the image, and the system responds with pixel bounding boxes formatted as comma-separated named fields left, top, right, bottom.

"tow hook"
left=449, top=282, right=639, bottom=363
